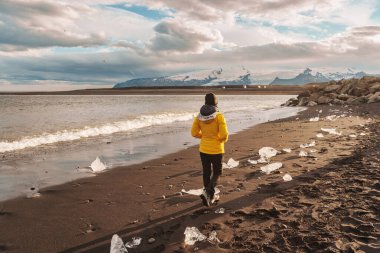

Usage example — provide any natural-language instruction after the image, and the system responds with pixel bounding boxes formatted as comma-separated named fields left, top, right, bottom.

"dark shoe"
left=200, top=191, right=211, bottom=207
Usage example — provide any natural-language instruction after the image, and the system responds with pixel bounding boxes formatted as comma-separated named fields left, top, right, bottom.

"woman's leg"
left=200, top=152, right=212, bottom=189
left=207, top=154, right=223, bottom=198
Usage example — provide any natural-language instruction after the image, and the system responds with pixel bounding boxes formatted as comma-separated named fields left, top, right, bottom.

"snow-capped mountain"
left=114, top=67, right=372, bottom=88
left=270, top=68, right=369, bottom=85
left=113, top=67, right=252, bottom=88
left=324, top=68, right=367, bottom=80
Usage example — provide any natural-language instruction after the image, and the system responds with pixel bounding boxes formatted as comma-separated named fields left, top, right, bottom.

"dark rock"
left=298, top=97, right=309, bottom=106
left=349, top=87, right=369, bottom=97
left=309, top=92, right=322, bottom=102
left=317, top=96, right=332, bottom=104
left=351, top=97, right=368, bottom=104
left=337, top=82, right=353, bottom=94
left=369, top=83, right=380, bottom=94
left=332, top=99, right=345, bottom=105
left=324, top=85, right=340, bottom=93
left=298, top=90, right=311, bottom=98
left=325, top=93, right=337, bottom=99
left=307, top=101, right=318, bottom=106
left=337, top=94, right=351, bottom=101
left=367, top=92, right=380, bottom=103
left=285, top=77, right=380, bottom=107
left=285, top=98, right=299, bottom=106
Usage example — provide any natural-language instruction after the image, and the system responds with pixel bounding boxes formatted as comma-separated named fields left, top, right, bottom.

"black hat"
left=205, top=93, right=218, bottom=106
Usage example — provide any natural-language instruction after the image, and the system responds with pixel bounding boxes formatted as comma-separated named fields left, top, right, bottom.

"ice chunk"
left=316, top=133, right=324, bottom=138
left=125, top=237, right=142, bottom=248
left=349, top=134, right=357, bottom=138
left=181, top=188, right=220, bottom=196
left=184, top=227, right=207, bottom=245
left=260, top=162, right=282, bottom=174
left=90, top=156, right=107, bottom=173
left=257, top=157, right=267, bottom=163
left=300, top=140, right=316, bottom=148
left=282, top=148, right=292, bottom=153
left=309, top=117, right=319, bottom=122
left=181, top=188, right=203, bottom=196
left=208, top=231, right=221, bottom=243
left=247, top=159, right=258, bottom=165
left=283, top=174, right=292, bottom=182
left=321, top=128, right=342, bottom=136
left=299, top=150, right=308, bottom=157
left=110, top=234, right=128, bottom=253
left=259, top=147, right=278, bottom=160
left=215, top=208, right=225, bottom=214
left=326, top=115, right=337, bottom=121
left=222, top=158, right=239, bottom=169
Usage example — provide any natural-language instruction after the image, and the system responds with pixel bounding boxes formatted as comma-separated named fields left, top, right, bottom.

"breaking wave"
left=0, top=112, right=195, bottom=153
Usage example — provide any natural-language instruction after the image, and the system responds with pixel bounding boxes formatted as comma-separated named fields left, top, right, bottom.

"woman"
left=191, top=93, right=228, bottom=206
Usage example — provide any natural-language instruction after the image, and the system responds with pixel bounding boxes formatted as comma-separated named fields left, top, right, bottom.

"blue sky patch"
left=236, top=14, right=347, bottom=40
left=275, top=22, right=347, bottom=40
left=371, top=3, right=380, bottom=21
left=235, top=16, right=272, bottom=27
left=107, top=3, right=171, bottom=20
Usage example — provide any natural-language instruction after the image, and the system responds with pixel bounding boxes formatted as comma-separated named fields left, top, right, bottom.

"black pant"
left=200, top=152, right=223, bottom=198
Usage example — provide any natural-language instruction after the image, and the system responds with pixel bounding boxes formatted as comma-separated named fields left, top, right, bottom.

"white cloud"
left=1, top=0, right=380, bottom=90
left=0, top=0, right=107, bottom=50
left=147, top=19, right=228, bottom=54
left=0, top=0, right=156, bottom=51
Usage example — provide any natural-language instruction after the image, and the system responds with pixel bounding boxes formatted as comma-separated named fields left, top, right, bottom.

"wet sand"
left=0, top=103, right=379, bottom=253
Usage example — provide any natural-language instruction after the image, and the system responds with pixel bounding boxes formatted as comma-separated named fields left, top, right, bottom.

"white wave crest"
left=0, top=112, right=195, bottom=153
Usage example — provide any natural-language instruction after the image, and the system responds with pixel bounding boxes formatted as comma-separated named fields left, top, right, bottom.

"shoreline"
left=0, top=103, right=303, bottom=202
left=0, top=86, right=304, bottom=96
left=0, top=104, right=379, bottom=252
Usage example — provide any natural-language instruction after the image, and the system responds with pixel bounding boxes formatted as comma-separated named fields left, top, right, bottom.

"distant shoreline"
left=0, top=85, right=305, bottom=95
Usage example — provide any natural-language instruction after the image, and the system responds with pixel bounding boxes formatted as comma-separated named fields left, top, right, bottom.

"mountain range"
left=270, top=68, right=368, bottom=85
left=113, top=67, right=371, bottom=88
left=114, top=67, right=252, bottom=88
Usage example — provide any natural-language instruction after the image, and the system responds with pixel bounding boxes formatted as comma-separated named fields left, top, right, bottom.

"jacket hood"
left=198, top=105, right=219, bottom=121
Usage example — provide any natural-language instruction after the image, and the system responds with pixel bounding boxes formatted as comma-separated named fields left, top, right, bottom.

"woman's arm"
left=191, top=117, right=202, bottom=138
left=218, top=114, right=228, bottom=143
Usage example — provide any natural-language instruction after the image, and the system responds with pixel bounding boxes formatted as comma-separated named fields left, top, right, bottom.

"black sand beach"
left=0, top=103, right=379, bottom=253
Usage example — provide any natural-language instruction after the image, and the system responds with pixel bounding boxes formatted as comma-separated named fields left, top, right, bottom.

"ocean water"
left=0, top=95, right=303, bottom=201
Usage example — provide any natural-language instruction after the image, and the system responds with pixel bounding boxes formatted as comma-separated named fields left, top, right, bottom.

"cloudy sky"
left=1, top=0, right=380, bottom=91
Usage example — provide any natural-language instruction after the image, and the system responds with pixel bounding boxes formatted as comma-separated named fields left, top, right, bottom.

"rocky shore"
left=284, top=76, right=380, bottom=106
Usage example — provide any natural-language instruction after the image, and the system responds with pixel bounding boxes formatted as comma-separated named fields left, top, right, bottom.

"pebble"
left=130, top=220, right=139, bottom=224
left=148, top=238, right=156, bottom=244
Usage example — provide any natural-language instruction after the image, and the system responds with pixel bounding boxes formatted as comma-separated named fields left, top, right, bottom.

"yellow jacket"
left=191, top=112, right=228, bottom=154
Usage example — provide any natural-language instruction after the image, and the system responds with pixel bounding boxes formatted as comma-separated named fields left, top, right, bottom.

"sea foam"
left=0, top=112, right=195, bottom=153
